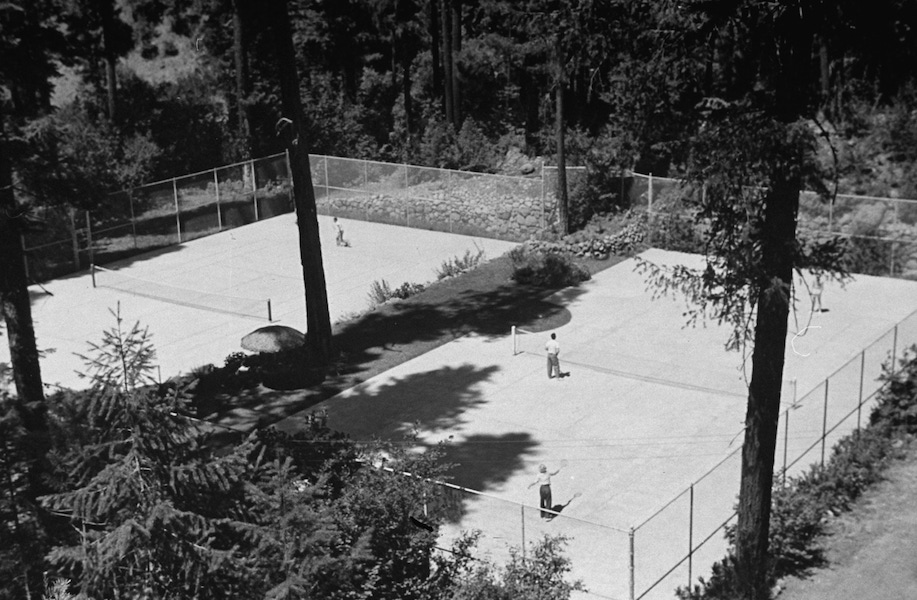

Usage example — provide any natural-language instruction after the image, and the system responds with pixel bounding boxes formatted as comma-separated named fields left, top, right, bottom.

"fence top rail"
left=630, top=170, right=917, bottom=204
left=358, top=156, right=542, bottom=183
left=111, top=152, right=288, bottom=194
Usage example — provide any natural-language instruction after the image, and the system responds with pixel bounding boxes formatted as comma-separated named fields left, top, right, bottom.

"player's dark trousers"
left=539, top=484, right=552, bottom=518
left=547, top=355, right=560, bottom=378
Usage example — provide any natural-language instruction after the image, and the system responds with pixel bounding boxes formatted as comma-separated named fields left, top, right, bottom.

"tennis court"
left=277, top=247, right=917, bottom=599
left=7, top=213, right=517, bottom=391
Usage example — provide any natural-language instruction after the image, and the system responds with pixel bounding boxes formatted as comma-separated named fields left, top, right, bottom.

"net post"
left=267, top=299, right=272, bottom=322
left=511, top=326, right=517, bottom=355
left=629, top=527, right=636, bottom=600
left=90, top=263, right=96, bottom=288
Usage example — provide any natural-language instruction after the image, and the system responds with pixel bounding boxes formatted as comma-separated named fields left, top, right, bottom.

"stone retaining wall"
left=315, top=172, right=555, bottom=242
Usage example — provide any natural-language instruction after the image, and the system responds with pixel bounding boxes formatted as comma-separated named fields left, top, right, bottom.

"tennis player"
left=546, top=332, right=561, bottom=378
left=528, top=463, right=562, bottom=519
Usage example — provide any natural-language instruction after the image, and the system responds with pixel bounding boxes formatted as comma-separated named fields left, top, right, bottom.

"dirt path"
left=778, top=440, right=917, bottom=600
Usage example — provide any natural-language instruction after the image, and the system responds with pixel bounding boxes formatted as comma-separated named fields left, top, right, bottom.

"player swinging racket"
left=528, top=463, right=562, bottom=519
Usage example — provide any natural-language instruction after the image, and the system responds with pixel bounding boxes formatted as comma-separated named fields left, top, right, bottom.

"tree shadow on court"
left=314, top=363, right=501, bottom=438
left=440, top=432, right=539, bottom=495
left=329, top=256, right=592, bottom=388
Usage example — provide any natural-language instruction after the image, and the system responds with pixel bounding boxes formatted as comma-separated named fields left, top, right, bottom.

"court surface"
left=275, top=247, right=917, bottom=599
left=5, top=214, right=517, bottom=391
left=8, top=213, right=917, bottom=599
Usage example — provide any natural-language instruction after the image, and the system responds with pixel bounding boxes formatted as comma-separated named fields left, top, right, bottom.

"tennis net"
left=511, top=326, right=744, bottom=397
left=91, top=264, right=272, bottom=321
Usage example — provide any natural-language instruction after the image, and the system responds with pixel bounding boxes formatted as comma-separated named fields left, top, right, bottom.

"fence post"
left=858, top=351, right=865, bottom=430
left=541, top=165, right=546, bottom=232
left=820, top=379, right=829, bottom=467
left=69, top=208, right=80, bottom=270
left=893, top=324, right=899, bottom=369
left=448, top=169, right=453, bottom=233
left=648, top=172, right=654, bottom=216
left=521, top=505, right=526, bottom=561
left=828, top=198, right=834, bottom=232
left=214, top=168, right=223, bottom=231
left=86, top=211, right=94, bottom=266
left=629, top=528, right=636, bottom=600
left=323, top=156, right=330, bottom=209
left=890, top=240, right=896, bottom=275
left=128, top=193, right=138, bottom=249
left=173, top=178, right=182, bottom=243
left=251, top=159, right=259, bottom=221
left=688, top=484, right=694, bottom=589
left=782, top=408, right=789, bottom=485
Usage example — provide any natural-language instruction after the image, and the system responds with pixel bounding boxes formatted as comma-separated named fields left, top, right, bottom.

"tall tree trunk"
left=0, top=119, right=44, bottom=411
left=267, top=0, right=332, bottom=365
left=428, top=0, right=442, bottom=104
left=735, top=171, right=800, bottom=600
left=450, top=0, right=461, bottom=127
left=232, top=0, right=252, bottom=156
left=401, top=42, right=413, bottom=135
left=0, top=114, right=49, bottom=504
left=440, top=0, right=454, bottom=125
left=554, top=35, right=568, bottom=235
left=98, top=0, right=119, bottom=121
left=735, top=22, right=810, bottom=598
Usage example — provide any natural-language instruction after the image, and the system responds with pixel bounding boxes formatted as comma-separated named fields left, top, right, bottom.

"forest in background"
left=9, top=0, right=917, bottom=227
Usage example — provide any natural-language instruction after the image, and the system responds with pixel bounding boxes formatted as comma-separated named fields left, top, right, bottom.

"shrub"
left=436, top=248, right=486, bottom=280
left=509, top=247, right=591, bottom=287
left=368, top=279, right=395, bottom=306
left=368, top=279, right=425, bottom=306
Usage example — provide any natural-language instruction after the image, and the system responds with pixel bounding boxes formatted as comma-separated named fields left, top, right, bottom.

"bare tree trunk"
left=232, top=0, right=252, bottom=156
left=267, top=0, right=332, bottom=365
left=450, top=0, right=462, bottom=127
left=440, top=0, right=454, bottom=125
left=99, top=0, right=119, bottom=121
left=554, top=35, right=568, bottom=235
left=428, top=0, right=442, bottom=104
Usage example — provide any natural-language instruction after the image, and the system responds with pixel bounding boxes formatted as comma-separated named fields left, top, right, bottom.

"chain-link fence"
left=632, top=172, right=917, bottom=279
left=628, top=308, right=917, bottom=599
left=22, top=153, right=293, bottom=282
left=309, top=155, right=553, bottom=240
left=414, top=307, right=917, bottom=600
left=23, top=153, right=571, bottom=283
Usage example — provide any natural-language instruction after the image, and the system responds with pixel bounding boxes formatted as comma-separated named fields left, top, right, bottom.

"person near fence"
left=333, top=217, right=349, bottom=247
left=812, top=274, right=825, bottom=312
left=528, top=463, right=562, bottom=519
